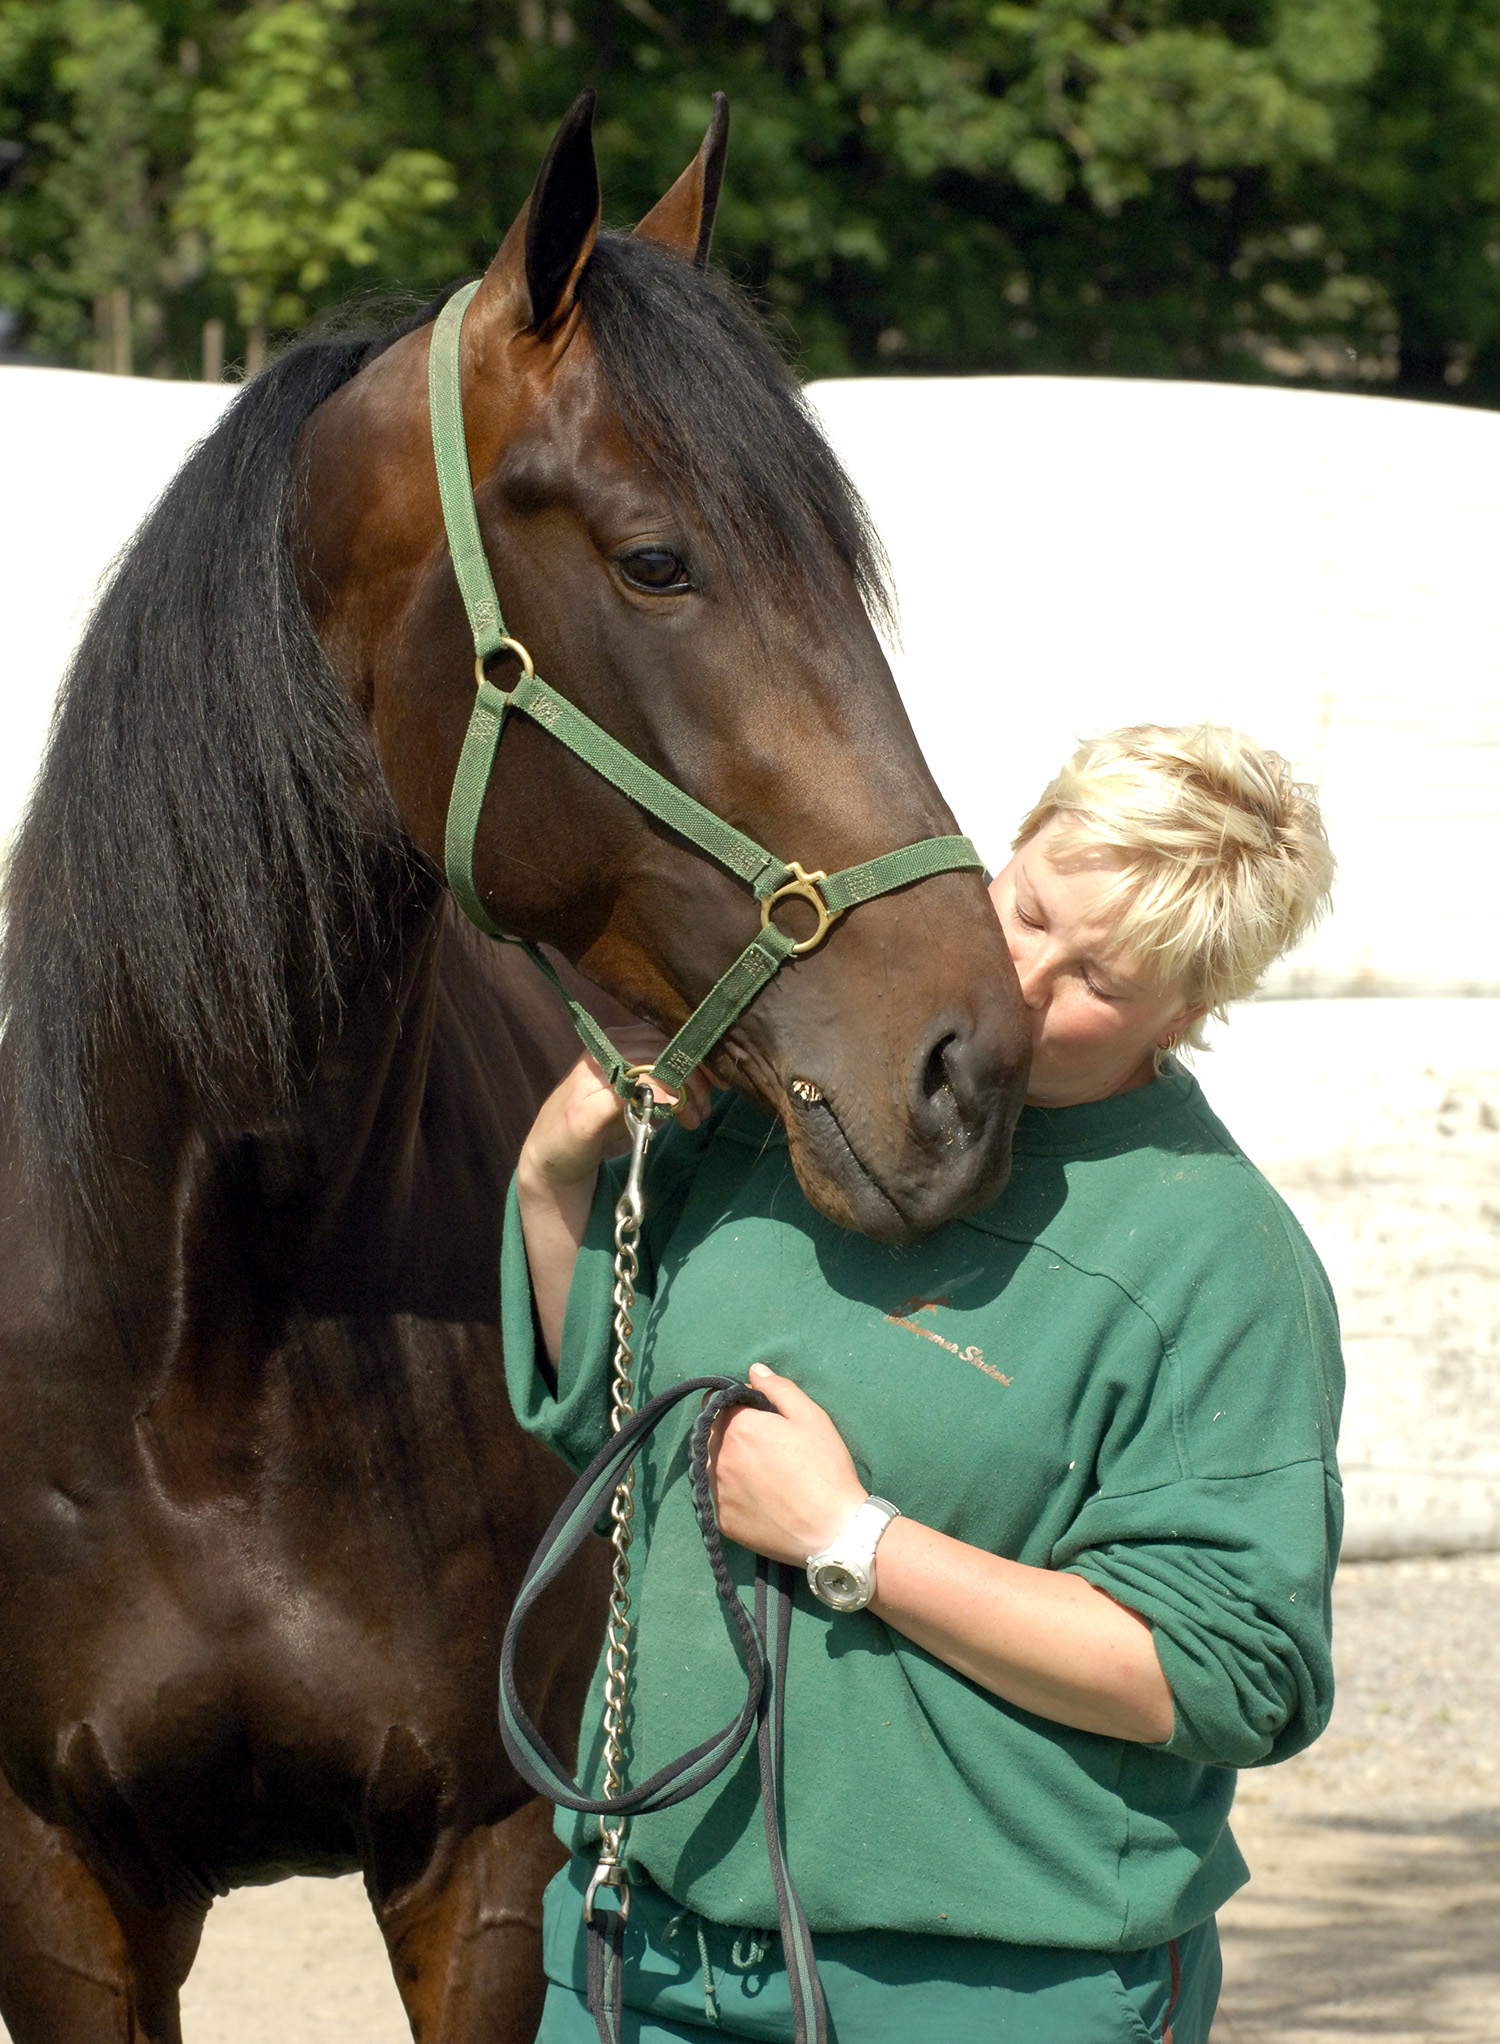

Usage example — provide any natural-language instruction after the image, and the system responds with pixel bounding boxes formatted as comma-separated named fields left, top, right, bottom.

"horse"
left=0, top=92, right=1029, bottom=2043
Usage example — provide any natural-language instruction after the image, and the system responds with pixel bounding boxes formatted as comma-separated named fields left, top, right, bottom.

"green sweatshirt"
left=502, top=1062, right=1343, bottom=1952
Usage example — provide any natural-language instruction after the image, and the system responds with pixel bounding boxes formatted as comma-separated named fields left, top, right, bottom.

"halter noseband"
left=429, top=278, right=982, bottom=1103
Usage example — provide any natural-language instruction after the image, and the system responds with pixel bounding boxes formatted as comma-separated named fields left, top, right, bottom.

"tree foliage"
left=176, top=0, right=456, bottom=332
left=1, top=0, right=1497, bottom=405
left=0, top=0, right=183, bottom=362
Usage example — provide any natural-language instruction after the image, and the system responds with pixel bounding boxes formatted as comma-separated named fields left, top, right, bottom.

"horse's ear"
left=634, top=94, right=729, bottom=270
left=524, top=90, right=601, bottom=328
left=469, top=90, right=600, bottom=340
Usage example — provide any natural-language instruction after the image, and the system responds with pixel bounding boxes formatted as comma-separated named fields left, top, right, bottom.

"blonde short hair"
left=1013, top=724, right=1335, bottom=1051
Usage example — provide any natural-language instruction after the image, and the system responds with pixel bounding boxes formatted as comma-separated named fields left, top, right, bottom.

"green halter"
left=429, top=278, right=983, bottom=1101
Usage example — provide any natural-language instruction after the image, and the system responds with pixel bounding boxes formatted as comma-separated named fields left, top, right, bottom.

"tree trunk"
left=201, top=319, right=225, bottom=383
left=109, top=287, right=132, bottom=376
left=244, top=322, right=267, bottom=376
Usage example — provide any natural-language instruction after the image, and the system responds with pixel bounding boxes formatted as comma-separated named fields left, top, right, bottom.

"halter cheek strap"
left=428, top=277, right=982, bottom=1101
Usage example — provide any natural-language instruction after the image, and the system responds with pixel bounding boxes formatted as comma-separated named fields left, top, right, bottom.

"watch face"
left=811, top=1560, right=870, bottom=1611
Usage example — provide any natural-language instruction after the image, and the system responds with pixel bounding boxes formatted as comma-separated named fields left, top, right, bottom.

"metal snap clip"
left=584, top=1856, right=632, bottom=1925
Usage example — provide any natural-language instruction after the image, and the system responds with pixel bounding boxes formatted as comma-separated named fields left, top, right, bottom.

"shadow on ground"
left=1213, top=1812, right=1500, bottom=2043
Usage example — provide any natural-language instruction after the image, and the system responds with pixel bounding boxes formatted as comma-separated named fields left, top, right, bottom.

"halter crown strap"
left=427, top=277, right=983, bottom=1100
left=430, top=281, right=507, bottom=664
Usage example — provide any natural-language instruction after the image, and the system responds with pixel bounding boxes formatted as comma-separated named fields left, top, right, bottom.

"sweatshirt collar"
left=1012, top=1057, right=1198, bottom=1158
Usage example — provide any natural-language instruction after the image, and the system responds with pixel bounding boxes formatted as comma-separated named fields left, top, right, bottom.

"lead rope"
left=499, top=1379, right=828, bottom=2044
left=578, top=1090, right=826, bottom=2044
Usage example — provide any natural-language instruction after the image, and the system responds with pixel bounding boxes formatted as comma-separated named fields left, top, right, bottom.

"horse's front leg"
left=376, top=1793, right=566, bottom=2043
left=0, top=1767, right=206, bottom=2044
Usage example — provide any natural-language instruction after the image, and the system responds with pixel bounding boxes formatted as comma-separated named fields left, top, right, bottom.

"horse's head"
left=298, top=93, right=1029, bottom=1241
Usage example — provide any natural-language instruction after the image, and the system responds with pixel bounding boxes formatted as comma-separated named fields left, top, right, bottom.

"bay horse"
left=0, top=93, right=1028, bottom=2043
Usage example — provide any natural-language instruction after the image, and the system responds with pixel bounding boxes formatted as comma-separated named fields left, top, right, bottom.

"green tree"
left=0, top=0, right=184, bottom=370
left=356, top=0, right=1398, bottom=381
left=1301, top=0, right=1500, bottom=395
left=3, top=0, right=1500, bottom=403
left=175, top=0, right=456, bottom=366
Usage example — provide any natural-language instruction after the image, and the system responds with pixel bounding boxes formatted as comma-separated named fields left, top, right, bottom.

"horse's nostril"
left=922, top=1035, right=958, bottom=1110
left=912, top=1024, right=984, bottom=1152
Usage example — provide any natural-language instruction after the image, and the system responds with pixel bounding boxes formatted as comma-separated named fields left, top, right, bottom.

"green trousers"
left=538, top=1858, right=1220, bottom=2044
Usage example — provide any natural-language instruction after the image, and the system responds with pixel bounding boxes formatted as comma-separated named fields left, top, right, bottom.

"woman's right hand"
left=516, top=1027, right=716, bottom=1368
left=519, top=1026, right=715, bottom=1190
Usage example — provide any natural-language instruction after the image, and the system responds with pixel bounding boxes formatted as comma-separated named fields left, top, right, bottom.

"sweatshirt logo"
left=883, top=1297, right=1012, bottom=1386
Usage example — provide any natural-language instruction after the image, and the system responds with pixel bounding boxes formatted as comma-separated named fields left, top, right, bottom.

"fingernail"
left=749, top=1363, right=769, bottom=1380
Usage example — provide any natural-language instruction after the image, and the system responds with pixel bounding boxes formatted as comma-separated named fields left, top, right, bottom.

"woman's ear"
left=1158, top=1003, right=1207, bottom=1050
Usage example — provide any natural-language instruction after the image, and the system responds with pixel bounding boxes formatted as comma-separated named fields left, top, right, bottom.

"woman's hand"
left=714, top=1361, right=1175, bottom=1744
left=516, top=1026, right=715, bottom=1368
left=521, top=1025, right=715, bottom=1193
left=709, top=1364, right=867, bottom=1565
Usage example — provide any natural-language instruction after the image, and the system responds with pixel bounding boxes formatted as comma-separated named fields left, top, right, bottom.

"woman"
left=506, top=724, right=1342, bottom=2044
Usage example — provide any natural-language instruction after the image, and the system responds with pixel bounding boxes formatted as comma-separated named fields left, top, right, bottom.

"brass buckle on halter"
left=760, top=862, right=842, bottom=957
left=473, top=636, right=535, bottom=688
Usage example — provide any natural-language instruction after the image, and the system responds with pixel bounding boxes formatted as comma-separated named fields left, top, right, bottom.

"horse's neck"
left=90, top=884, right=439, bottom=1488
left=26, top=872, right=588, bottom=1495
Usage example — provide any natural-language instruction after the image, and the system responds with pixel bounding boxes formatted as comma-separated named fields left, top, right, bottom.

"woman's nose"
left=1011, top=949, right=1052, bottom=1010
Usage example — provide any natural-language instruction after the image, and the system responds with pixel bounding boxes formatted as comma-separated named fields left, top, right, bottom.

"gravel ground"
left=1213, top=1553, right=1500, bottom=2044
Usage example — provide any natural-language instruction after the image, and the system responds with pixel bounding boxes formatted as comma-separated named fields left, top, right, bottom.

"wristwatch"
left=805, top=1496, right=901, bottom=1612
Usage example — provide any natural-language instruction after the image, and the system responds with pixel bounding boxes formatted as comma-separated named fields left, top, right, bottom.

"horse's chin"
left=782, top=1092, right=1013, bottom=1245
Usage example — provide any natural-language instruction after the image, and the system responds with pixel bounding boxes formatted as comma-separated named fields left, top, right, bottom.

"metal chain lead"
left=584, top=1078, right=658, bottom=1927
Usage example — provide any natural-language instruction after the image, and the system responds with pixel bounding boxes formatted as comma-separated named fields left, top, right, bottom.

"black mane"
left=578, top=232, right=892, bottom=628
left=1, top=326, right=411, bottom=1220
left=1, top=243, right=889, bottom=1221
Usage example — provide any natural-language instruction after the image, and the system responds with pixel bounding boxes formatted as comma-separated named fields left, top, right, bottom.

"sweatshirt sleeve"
left=501, top=1165, right=622, bottom=1473
left=1050, top=1167, right=1345, bottom=1769
left=501, top=1093, right=738, bottom=1473
left=1054, top=1462, right=1342, bottom=1767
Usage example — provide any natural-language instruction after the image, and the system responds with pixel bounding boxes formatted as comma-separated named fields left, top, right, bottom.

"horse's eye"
left=618, top=546, right=691, bottom=593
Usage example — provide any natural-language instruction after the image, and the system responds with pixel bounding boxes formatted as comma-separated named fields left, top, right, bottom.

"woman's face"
left=989, top=820, right=1203, bottom=1108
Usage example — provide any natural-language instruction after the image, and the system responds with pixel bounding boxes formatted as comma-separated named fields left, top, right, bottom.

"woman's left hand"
left=712, top=1370, right=1175, bottom=1743
left=709, top=1364, right=867, bottom=1565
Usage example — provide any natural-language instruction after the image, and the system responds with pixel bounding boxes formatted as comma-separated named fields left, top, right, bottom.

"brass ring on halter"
left=760, top=862, right=842, bottom=957
left=473, top=636, right=536, bottom=689
left=622, top=1061, right=679, bottom=1126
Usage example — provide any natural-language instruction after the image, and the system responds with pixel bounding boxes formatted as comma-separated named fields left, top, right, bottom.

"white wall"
left=1187, top=999, right=1500, bottom=1558
left=807, top=376, right=1500, bottom=997
left=0, top=365, right=233, bottom=854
